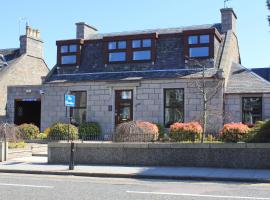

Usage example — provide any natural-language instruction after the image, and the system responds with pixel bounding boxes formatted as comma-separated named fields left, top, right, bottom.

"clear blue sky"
left=0, top=0, right=269, bottom=69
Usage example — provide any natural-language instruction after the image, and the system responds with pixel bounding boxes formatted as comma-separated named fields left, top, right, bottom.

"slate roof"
left=87, top=23, right=222, bottom=39
left=46, top=23, right=222, bottom=83
left=226, top=63, right=270, bottom=93
left=251, top=68, right=270, bottom=82
left=45, top=68, right=218, bottom=83
left=0, top=48, right=20, bottom=62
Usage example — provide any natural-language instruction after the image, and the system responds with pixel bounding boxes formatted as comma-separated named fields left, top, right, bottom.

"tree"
left=186, top=58, right=224, bottom=143
left=268, top=0, right=270, bottom=25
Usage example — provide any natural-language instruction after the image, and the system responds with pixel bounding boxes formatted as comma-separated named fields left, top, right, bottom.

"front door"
left=115, top=90, right=133, bottom=126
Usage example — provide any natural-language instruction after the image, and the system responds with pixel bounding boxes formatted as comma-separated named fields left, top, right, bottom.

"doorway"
left=14, top=99, right=41, bottom=129
left=115, top=90, right=133, bottom=126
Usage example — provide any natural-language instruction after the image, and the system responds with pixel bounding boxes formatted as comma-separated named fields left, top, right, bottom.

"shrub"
left=219, top=123, right=250, bottom=142
left=79, top=122, right=101, bottom=140
left=47, top=123, right=78, bottom=140
left=155, top=123, right=167, bottom=140
left=250, top=120, right=270, bottom=142
left=113, top=120, right=159, bottom=142
left=169, top=122, right=202, bottom=142
left=18, top=123, right=40, bottom=139
left=36, top=132, right=47, bottom=140
left=44, top=127, right=50, bottom=137
left=8, top=141, right=26, bottom=149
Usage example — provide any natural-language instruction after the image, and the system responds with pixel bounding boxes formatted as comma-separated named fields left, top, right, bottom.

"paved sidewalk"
left=0, top=156, right=270, bottom=183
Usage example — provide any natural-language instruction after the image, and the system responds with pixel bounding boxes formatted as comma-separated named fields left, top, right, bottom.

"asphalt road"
left=0, top=173, right=269, bottom=200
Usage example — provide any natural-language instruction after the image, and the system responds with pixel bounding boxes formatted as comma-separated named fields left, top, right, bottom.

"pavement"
left=0, top=156, right=270, bottom=183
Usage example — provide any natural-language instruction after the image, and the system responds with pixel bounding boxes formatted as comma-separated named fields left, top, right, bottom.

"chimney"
left=20, top=26, right=43, bottom=58
left=220, top=8, right=237, bottom=34
left=76, top=22, right=98, bottom=39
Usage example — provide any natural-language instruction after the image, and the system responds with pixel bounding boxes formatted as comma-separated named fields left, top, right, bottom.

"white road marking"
left=0, top=183, right=53, bottom=189
left=126, top=190, right=270, bottom=200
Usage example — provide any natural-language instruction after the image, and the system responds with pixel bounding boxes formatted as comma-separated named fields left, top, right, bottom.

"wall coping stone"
left=48, top=142, right=270, bottom=149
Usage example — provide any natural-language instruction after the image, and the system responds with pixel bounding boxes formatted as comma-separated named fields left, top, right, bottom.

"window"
left=59, top=44, right=79, bottom=65
left=70, top=91, right=87, bottom=125
left=164, top=89, right=184, bottom=128
left=242, top=97, right=262, bottom=124
left=133, top=50, right=151, bottom=60
left=186, top=34, right=211, bottom=58
left=107, top=41, right=127, bottom=62
left=105, top=35, right=155, bottom=63
left=61, top=55, right=77, bottom=65
left=189, top=47, right=209, bottom=58
left=131, top=39, right=152, bottom=61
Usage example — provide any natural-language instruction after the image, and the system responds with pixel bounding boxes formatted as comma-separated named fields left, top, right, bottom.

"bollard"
left=69, top=141, right=75, bottom=170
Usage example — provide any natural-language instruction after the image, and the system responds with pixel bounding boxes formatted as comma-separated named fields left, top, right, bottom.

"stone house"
left=7, top=8, right=270, bottom=134
left=0, top=26, right=49, bottom=125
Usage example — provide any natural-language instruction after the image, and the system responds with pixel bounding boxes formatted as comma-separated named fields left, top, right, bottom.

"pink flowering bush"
left=219, top=123, right=250, bottom=142
left=114, top=120, right=159, bottom=142
left=169, top=122, right=203, bottom=142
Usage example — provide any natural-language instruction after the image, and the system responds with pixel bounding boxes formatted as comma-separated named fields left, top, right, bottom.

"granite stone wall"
left=41, top=78, right=224, bottom=134
left=6, top=85, right=42, bottom=124
left=48, top=142, right=270, bottom=169
left=224, top=93, right=270, bottom=123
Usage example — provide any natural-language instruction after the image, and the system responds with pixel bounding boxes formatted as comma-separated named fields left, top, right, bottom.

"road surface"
left=0, top=173, right=269, bottom=200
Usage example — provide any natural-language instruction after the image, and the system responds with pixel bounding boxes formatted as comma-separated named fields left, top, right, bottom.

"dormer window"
left=183, top=29, right=221, bottom=59
left=56, top=39, right=83, bottom=66
left=187, top=35, right=210, bottom=58
left=132, top=39, right=152, bottom=61
left=108, top=41, right=127, bottom=62
left=60, top=44, right=78, bottom=65
left=104, top=33, right=156, bottom=64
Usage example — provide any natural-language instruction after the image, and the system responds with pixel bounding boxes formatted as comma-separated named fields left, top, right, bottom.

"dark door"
left=115, top=90, right=133, bottom=126
left=14, top=99, right=41, bottom=129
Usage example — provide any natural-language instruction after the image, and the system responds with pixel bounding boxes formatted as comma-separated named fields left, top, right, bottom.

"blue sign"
left=65, top=94, right=75, bottom=107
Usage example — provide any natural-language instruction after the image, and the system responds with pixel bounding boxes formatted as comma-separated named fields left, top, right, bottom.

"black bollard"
left=69, top=141, right=75, bottom=170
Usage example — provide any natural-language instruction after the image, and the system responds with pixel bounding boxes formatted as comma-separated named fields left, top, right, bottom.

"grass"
left=8, top=141, right=26, bottom=149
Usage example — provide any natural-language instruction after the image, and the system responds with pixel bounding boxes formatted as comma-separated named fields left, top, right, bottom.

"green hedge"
left=47, top=123, right=78, bottom=140
left=249, top=120, right=270, bottom=142
left=79, top=122, right=101, bottom=139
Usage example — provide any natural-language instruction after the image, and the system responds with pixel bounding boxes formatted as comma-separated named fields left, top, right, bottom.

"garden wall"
left=48, top=142, right=270, bottom=169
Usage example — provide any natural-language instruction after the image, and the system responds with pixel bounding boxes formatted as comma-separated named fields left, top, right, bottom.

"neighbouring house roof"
left=225, top=62, right=270, bottom=94
left=0, top=48, right=20, bottom=62
left=0, top=48, right=21, bottom=71
left=45, top=68, right=218, bottom=83
left=251, top=68, right=270, bottom=82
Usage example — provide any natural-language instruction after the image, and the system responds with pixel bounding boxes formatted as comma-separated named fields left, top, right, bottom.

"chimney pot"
left=20, top=25, right=43, bottom=58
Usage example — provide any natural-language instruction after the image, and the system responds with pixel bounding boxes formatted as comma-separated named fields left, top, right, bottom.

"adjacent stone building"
left=6, top=8, right=270, bottom=134
left=0, top=26, right=49, bottom=124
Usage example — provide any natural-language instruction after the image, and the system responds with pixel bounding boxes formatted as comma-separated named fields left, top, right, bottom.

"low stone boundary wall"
left=48, top=142, right=270, bottom=169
